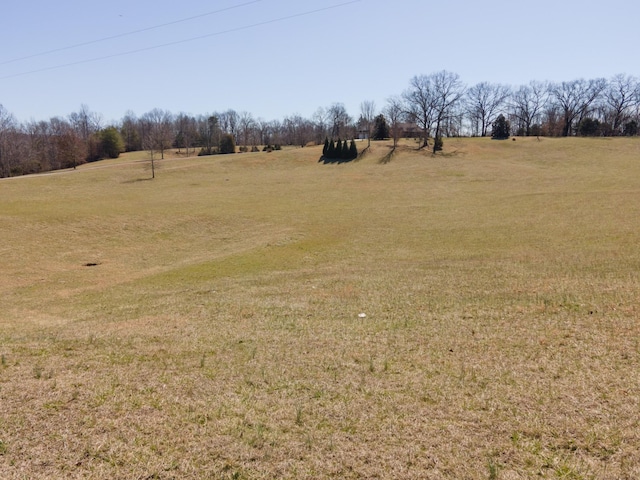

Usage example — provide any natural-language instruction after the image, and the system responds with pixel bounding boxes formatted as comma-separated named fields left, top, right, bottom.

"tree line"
left=379, top=72, right=640, bottom=153
left=1, top=72, right=639, bottom=177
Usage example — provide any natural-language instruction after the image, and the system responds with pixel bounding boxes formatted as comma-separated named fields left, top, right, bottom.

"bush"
left=530, top=124, right=542, bottom=137
left=623, top=120, right=638, bottom=136
left=198, top=147, right=215, bottom=156
left=219, top=134, right=236, bottom=154
left=99, top=127, right=125, bottom=159
left=578, top=118, right=601, bottom=137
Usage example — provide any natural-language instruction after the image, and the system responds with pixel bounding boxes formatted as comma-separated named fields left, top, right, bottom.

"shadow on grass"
left=436, top=149, right=461, bottom=158
left=379, top=147, right=396, bottom=164
left=357, top=146, right=370, bottom=160
left=318, top=156, right=357, bottom=165
left=121, top=177, right=155, bottom=184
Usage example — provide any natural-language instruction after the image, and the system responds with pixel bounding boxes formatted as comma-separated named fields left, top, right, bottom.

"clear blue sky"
left=2, top=0, right=639, bottom=124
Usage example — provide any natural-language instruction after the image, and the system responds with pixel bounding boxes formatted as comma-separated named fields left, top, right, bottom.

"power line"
left=0, top=1, right=360, bottom=81
left=0, top=0, right=263, bottom=66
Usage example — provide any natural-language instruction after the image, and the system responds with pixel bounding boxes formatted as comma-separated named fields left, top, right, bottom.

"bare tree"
left=68, top=104, right=101, bottom=143
left=50, top=117, right=85, bottom=169
left=68, top=104, right=102, bottom=162
left=403, top=74, right=436, bottom=149
left=466, top=82, right=511, bottom=136
left=5, top=126, right=29, bottom=175
left=431, top=70, right=466, bottom=153
left=282, top=115, right=314, bottom=147
left=141, top=109, right=174, bottom=178
left=510, top=81, right=548, bottom=136
left=219, top=109, right=239, bottom=141
left=272, top=119, right=285, bottom=146
left=238, top=111, right=255, bottom=148
left=327, top=103, right=352, bottom=139
left=25, top=120, right=52, bottom=172
left=196, top=114, right=221, bottom=155
left=548, top=78, right=607, bottom=136
left=0, top=105, right=21, bottom=177
left=120, top=111, right=142, bottom=152
left=312, top=107, right=329, bottom=144
left=139, top=116, right=155, bottom=177
left=403, top=72, right=465, bottom=151
left=442, top=103, right=465, bottom=137
left=254, top=118, right=269, bottom=146
left=174, top=113, right=198, bottom=156
left=359, top=100, right=376, bottom=148
left=603, top=74, right=640, bottom=135
left=384, top=96, right=404, bottom=149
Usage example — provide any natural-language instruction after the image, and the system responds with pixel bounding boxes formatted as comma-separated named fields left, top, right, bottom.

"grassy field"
left=1, top=137, right=639, bottom=479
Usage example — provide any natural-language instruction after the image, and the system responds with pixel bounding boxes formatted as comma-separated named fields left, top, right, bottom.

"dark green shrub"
left=341, top=139, right=350, bottom=159
left=373, top=114, right=390, bottom=140
left=578, top=118, right=601, bottom=136
left=219, top=134, right=236, bottom=154
left=623, top=120, right=638, bottom=136
left=349, top=139, right=358, bottom=159
left=491, top=114, right=510, bottom=140
left=326, top=140, right=335, bottom=158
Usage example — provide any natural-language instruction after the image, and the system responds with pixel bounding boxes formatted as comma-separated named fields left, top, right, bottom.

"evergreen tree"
left=219, top=133, right=236, bottom=154
left=349, top=139, right=358, bottom=159
left=372, top=114, right=390, bottom=140
left=491, top=114, right=510, bottom=140
left=335, top=139, right=342, bottom=158
left=341, top=139, right=350, bottom=160
left=578, top=117, right=600, bottom=136
left=99, top=127, right=125, bottom=159
left=323, top=137, right=329, bottom=156
left=327, top=139, right=336, bottom=158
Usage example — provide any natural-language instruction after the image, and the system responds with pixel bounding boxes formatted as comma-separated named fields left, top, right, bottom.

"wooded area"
left=1, top=72, right=639, bottom=177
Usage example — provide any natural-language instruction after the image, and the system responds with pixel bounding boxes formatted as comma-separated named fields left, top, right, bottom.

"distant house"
left=358, top=122, right=421, bottom=140
left=399, top=122, right=421, bottom=138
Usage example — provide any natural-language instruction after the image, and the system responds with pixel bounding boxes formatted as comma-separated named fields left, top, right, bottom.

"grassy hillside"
left=1, top=137, right=639, bottom=478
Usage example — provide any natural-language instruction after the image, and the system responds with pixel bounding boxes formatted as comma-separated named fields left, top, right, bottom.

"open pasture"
left=1, top=137, right=639, bottom=479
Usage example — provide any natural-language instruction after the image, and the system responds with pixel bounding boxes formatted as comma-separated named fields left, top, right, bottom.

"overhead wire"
left=0, top=0, right=263, bottom=66
left=0, top=0, right=360, bottom=80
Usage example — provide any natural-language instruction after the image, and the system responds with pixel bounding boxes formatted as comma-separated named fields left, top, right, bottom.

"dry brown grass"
left=1, top=137, right=640, bottom=479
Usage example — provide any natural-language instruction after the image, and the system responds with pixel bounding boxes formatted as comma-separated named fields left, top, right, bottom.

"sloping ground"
left=1, top=138, right=640, bottom=478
